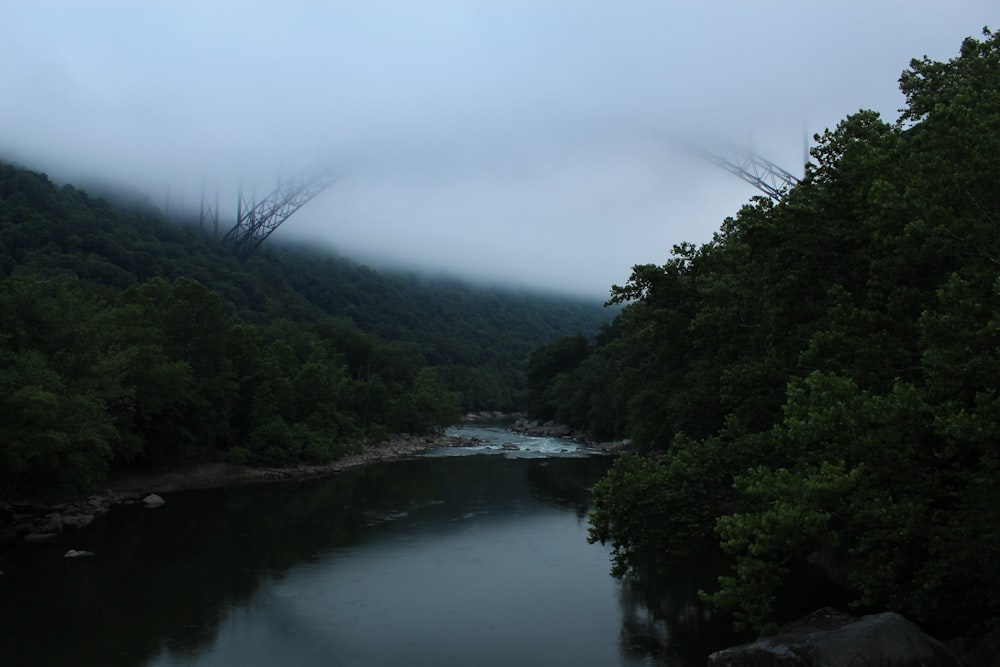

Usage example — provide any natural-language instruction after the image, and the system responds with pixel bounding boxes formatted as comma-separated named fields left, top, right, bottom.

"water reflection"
left=614, top=553, right=747, bottom=665
left=0, top=473, right=372, bottom=667
left=0, top=430, right=743, bottom=666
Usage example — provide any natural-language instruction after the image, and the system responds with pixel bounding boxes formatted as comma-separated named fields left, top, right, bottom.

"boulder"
left=142, top=493, right=166, bottom=508
left=507, top=419, right=574, bottom=438
left=463, top=410, right=515, bottom=422
left=543, top=422, right=572, bottom=437
left=507, top=418, right=537, bottom=433
left=708, top=607, right=961, bottom=667
left=64, top=549, right=95, bottom=558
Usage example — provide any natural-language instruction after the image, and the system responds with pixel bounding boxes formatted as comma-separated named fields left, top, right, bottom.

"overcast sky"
left=0, top=2, right=994, bottom=297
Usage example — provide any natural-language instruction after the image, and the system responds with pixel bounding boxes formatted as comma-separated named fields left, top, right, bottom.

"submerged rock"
left=142, top=493, right=166, bottom=508
left=708, top=607, right=960, bottom=666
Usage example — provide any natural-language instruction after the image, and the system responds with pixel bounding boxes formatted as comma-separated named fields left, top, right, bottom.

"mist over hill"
left=0, top=160, right=612, bottom=498
left=2, top=159, right=613, bottom=401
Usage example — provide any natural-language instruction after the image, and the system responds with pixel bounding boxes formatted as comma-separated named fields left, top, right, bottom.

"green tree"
left=586, top=29, right=1000, bottom=637
left=0, top=276, right=124, bottom=498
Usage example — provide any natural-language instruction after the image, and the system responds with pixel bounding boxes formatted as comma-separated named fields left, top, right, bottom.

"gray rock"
left=142, top=493, right=166, bottom=507
left=545, top=423, right=572, bottom=437
left=708, top=607, right=961, bottom=667
left=507, top=418, right=575, bottom=438
left=64, top=549, right=95, bottom=558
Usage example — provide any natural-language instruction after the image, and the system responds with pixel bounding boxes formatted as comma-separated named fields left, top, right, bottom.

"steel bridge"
left=207, top=139, right=800, bottom=260
left=219, top=169, right=341, bottom=260
left=695, top=145, right=800, bottom=201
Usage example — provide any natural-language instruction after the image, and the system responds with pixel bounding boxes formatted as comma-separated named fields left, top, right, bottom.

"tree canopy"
left=0, top=158, right=610, bottom=500
left=534, top=29, right=1000, bottom=638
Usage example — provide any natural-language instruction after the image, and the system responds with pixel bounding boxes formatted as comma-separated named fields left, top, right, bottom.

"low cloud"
left=0, top=1, right=992, bottom=295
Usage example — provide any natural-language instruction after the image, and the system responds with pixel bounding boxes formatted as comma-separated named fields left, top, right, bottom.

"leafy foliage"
left=0, top=158, right=608, bottom=500
left=569, top=29, right=1000, bottom=635
left=0, top=271, right=465, bottom=499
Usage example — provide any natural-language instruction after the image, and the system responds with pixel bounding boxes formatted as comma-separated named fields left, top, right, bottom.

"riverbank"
left=506, top=417, right=632, bottom=453
left=1, top=432, right=478, bottom=544
left=1, top=424, right=628, bottom=545
left=107, top=432, right=479, bottom=493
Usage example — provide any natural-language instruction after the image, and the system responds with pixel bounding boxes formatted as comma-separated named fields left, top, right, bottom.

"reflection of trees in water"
left=0, top=462, right=444, bottom=667
left=613, top=549, right=846, bottom=664
left=524, top=456, right=613, bottom=518
left=614, top=552, right=748, bottom=666
left=0, top=454, right=615, bottom=667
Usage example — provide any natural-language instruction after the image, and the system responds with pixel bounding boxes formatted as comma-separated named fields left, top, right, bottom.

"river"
left=0, top=425, right=744, bottom=666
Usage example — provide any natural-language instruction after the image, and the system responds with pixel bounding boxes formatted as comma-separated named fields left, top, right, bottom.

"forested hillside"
left=526, top=30, right=1000, bottom=639
left=0, top=160, right=610, bottom=500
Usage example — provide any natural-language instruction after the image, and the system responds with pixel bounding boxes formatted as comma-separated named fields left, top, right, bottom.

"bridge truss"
left=644, top=127, right=802, bottom=201
left=213, top=133, right=799, bottom=259
left=222, top=169, right=340, bottom=260
left=696, top=144, right=800, bottom=201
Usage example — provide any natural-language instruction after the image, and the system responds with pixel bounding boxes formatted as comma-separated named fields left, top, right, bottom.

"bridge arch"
left=216, top=141, right=800, bottom=259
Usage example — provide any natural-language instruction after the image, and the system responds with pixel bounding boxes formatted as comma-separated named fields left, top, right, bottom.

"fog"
left=0, top=1, right=992, bottom=296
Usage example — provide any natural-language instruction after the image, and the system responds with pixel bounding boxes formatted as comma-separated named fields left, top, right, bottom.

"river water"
left=0, top=425, right=744, bottom=666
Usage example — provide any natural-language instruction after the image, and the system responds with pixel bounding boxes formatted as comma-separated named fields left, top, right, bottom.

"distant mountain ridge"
left=0, top=160, right=613, bottom=410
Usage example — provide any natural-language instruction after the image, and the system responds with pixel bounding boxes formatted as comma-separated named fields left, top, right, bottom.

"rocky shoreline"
left=707, top=606, right=991, bottom=667
left=0, top=422, right=628, bottom=546
left=0, top=432, right=478, bottom=545
left=505, top=417, right=632, bottom=453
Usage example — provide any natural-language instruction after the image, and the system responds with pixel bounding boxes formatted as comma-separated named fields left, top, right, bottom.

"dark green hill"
left=242, top=244, right=614, bottom=409
left=0, top=161, right=611, bottom=410
left=0, top=161, right=611, bottom=499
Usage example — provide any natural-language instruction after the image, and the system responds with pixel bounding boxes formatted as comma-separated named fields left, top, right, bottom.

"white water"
left=433, top=424, right=606, bottom=458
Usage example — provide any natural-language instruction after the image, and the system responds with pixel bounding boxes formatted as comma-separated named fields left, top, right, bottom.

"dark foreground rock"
left=708, top=607, right=961, bottom=667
